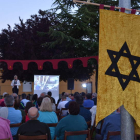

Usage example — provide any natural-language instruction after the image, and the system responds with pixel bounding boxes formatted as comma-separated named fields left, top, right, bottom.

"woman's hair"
left=69, top=101, right=80, bottom=115
left=32, top=94, right=38, bottom=101
left=25, top=102, right=34, bottom=113
left=40, top=97, right=52, bottom=112
left=14, top=99, right=20, bottom=109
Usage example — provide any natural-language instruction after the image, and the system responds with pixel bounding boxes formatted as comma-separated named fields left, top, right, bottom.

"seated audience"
left=75, top=95, right=91, bottom=122
left=83, top=93, right=94, bottom=108
left=37, top=97, right=43, bottom=110
left=65, top=92, right=80, bottom=109
left=20, top=93, right=30, bottom=109
left=38, top=97, right=58, bottom=140
left=32, top=94, right=38, bottom=108
left=3, top=95, right=22, bottom=136
left=0, top=92, right=9, bottom=107
left=55, top=101, right=88, bottom=140
left=25, top=102, right=34, bottom=122
left=57, top=95, right=68, bottom=116
left=92, top=93, right=97, bottom=105
left=16, top=107, right=51, bottom=140
left=97, top=108, right=121, bottom=140
left=47, top=91, right=55, bottom=104
left=0, top=117, right=13, bottom=140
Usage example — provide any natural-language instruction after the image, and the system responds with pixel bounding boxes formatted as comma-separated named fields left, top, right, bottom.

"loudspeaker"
left=67, top=78, right=74, bottom=90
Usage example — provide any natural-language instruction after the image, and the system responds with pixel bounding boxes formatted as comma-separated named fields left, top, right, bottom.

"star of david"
left=105, top=42, right=140, bottom=90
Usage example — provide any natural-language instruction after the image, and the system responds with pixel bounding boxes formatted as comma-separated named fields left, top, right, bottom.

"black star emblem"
left=105, top=42, right=140, bottom=90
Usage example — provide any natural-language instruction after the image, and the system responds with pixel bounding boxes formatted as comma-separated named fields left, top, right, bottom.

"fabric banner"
left=96, top=9, right=140, bottom=133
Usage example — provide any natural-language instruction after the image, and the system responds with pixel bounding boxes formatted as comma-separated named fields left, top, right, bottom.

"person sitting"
left=83, top=93, right=94, bottom=108
left=57, top=95, right=68, bottom=116
left=1, top=95, right=22, bottom=136
left=96, top=108, right=121, bottom=140
left=37, top=97, right=58, bottom=140
left=0, top=92, right=9, bottom=107
left=20, top=93, right=30, bottom=109
left=40, top=92, right=47, bottom=97
left=65, top=92, right=80, bottom=109
left=75, top=95, right=91, bottom=122
left=47, top=91, right=55, bottom=104
left=92, top=93, right=97, bottom=105
left=0, top=117, right=13, bottom=140
left=69, top=94, right=74, bottom=100
left=81, top=92, right=86, bottom=99
left=37, top=97, right=43, bottom=110
left=55, top=101, right=88, bottom=140
left=90, top=105, right=97, bottom=126
left=32, top=94, right=38, bottom=108
left=25, top=102, right=34, bottom=122
left=57, top=92, right=65, bottom=105
left=64, top=92, right=71, bottom=101
left=16, top=107, right=51, bottom=140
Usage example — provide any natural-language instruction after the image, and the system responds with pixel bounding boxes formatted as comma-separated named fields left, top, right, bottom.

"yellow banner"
left=97, top=9, right=140, bottom=133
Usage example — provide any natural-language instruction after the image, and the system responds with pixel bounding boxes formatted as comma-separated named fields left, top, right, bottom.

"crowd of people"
left=0, top=91, right=121, bottom=140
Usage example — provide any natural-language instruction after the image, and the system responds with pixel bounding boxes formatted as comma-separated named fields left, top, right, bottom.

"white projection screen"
left=34, top=75, right=59, bottom=102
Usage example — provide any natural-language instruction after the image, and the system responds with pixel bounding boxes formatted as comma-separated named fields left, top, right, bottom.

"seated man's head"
left=28, top=107, right=39, bottom=120
left=40, top=92, right=47, bottom=97
left=74, top=92, right=80, bottom=99
left=22, top=93, right=26, bottom=99
left=75, top=95, right=83, bottom=105
left=4, top=95, right=14, bottom=107
left=86, top=93, right=92, bottom=100
left=32, top=94, right=38, bottom=101
left=61, top=95, right=66, bottom=101
left=3, top=92, right=9, bottom=98
left=47, top=91, right=52, bottom=97
left=81, top=92, right=86, bottom=99
left=68, top=101, right=80, bottom=115
left=92, top=93, right=97, bottom=98
left=12, top=93, right=18, bottom=100
left=69, top=94, right=74, bottom=100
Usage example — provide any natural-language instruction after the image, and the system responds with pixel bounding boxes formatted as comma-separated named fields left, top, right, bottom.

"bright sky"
left=0, top=0, right=54, bottom=32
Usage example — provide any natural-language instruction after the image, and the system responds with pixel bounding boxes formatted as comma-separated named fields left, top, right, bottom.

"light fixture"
left=82, top=83, right=87, bottom=88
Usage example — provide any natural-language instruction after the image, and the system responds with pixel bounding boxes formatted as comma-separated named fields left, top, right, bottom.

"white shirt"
left=90, top=105, right=97, bottom=126
left=21, top=99, right=30, bottom=107
left=57, top=101, right=68, bottom=116
left=11, top=80, right=21, bottom=89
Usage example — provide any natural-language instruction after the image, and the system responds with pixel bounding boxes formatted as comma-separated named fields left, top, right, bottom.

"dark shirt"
left=16, top=120, right=51, bottom=140
left=92, top=97, right=97, bottom=105
left=79, top=105, right=91, bottom=122
left=51, top=97, right=55, bottom=104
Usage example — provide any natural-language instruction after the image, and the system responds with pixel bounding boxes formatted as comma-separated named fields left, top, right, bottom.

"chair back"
left=18, top=134, right=47, bottom=140
left=10, top=123, right=22, bottom=127
left=86, top=121, right=91, bottom=128
left=59, top=108, right=68, bottom=120
left=47, top=123, right=58, bottom=127
left=0, top=138, right=10, bottom=140
left=106, top=131, right=121, bottom=140
left=64, top=129, right=91, bottom=140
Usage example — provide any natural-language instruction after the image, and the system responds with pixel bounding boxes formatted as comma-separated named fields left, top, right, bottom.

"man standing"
left=11, top=75, right=21, bottom=95
left=16, top=107, right=51, bottom=140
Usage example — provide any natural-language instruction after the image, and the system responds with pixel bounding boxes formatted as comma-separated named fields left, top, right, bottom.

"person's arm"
left=16, top=80, right=21, bottom=86
left=55, top=121, right=62, bottom=137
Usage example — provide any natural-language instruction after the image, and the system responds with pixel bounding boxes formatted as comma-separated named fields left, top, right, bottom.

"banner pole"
left=119, top=1, right=135, bottom=140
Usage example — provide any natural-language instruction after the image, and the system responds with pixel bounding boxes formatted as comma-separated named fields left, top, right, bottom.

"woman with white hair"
left=11, top=75, right=21, bottom=95
left=37, top=97, right=58, bottom=140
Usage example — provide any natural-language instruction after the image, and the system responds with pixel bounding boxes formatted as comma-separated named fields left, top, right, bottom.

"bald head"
left=28, top=107, right=39, bottom=120
left=12, top=93, right=18, bottom=99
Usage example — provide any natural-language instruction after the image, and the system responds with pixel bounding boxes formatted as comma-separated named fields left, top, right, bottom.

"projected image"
left=34, top=75, right=59, bottom=102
